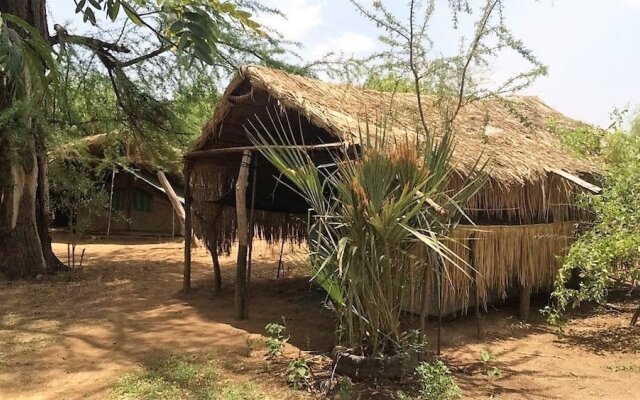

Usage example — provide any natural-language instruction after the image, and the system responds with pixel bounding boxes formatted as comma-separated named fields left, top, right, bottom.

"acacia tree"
left=0, top=0, right=287, bottom=278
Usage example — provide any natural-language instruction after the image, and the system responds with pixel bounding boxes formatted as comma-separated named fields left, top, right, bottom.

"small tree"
left=549, top=118, right=640, bottom=326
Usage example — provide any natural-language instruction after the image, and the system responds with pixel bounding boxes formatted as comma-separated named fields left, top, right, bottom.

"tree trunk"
left=0, top=0, right=63, bottom=278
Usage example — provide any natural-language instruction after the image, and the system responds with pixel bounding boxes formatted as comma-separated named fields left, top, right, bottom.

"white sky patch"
left=258, top=0, right=325, bottom=42
left=309, top=32, right=378, bottom=59
left=621, top=0, right=640, bottom=8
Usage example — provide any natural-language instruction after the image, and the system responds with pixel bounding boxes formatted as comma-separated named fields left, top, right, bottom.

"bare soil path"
left=0, top=237, right=638, bottom=399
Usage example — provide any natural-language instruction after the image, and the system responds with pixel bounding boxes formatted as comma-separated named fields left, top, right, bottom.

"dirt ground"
left=1, top=236, right=639, bottom=399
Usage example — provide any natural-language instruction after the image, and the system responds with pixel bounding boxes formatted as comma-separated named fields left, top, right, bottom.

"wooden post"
left=211, top=245, right=222, bottom=292
left=106, top=167, right=116, bottom=237
left=246, top=156, right=258, bottom=292
left=183, top=166, right=192, bottom=294
left=631, top=303, right=640, bottom=326
left=276, top=237, right=286, bottom=278
left=157, top=170, right=186, bottom=232
left=469, top=234, right=482, bottom=338
left=519, top=284, right=531, bottom=321
left=436, top=257, right=443, bottom=356
left=419, top=261, right=433, bottom=336
left=235, top=150, right=252, bottom=320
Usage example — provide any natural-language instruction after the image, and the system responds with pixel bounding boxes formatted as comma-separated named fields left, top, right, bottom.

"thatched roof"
left=54, top=133, right=183, bottom=179
left=187, top=65, right=601, bottom=255
left=189, top=65, right=598, bottom=187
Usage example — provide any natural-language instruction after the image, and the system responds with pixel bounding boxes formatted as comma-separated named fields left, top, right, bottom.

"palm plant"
left=247, top=110, right=483, bottom=357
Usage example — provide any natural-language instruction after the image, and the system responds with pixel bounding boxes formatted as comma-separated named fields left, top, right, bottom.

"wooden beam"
left=547, top=168, right=601, bottom=194
left=157, top=171, right=186, bottom=235
left=235, top=150, right=252, bottom=320
left=184, top=142, right=347, bottom=160
left=183, top=166, right=193, bottom=294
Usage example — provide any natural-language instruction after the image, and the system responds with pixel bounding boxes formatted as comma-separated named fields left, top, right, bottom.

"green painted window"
left=112, top=189, right=125, bottom=211
left=133, top=190, right=152, bottom=212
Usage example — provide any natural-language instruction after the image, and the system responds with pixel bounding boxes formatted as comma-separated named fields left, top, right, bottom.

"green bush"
left=413, top=361, right=461, bottom=400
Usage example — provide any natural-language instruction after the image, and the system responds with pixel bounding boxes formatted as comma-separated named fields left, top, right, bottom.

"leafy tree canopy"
left=548, top=112, right=640, bottom=326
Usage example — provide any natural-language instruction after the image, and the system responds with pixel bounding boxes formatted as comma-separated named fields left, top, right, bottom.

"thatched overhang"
left=186, top=65, right=599, bottom=251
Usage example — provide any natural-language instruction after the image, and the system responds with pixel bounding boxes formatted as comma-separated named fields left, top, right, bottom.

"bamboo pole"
left=183, top=166, right=192, bottom=294
left=235, top=150, right=252, bottom=320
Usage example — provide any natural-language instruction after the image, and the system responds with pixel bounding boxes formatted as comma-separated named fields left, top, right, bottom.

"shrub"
left=265, top=322, right=287, bottom=359
left=414, top=361, right=461, bottom=400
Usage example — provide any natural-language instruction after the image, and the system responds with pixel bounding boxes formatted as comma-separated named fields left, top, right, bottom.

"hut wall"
left=78, top=174, right=180, bottom=236
left=404, top=221, right=576, bottom=316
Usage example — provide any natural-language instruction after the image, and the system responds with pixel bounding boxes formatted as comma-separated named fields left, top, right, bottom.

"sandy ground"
left=0, top=237, right=639, bottom=399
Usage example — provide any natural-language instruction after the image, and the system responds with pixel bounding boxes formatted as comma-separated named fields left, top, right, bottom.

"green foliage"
left=264, top=322, right=287, bottom=359
left=350, top=0, right=547, bottom=109
left=335, top=377, right=354, bottom=400
left=286, top=358, right=311, bottom=390
left=249, top=114, right=483, bottom=357
left=479, top=350, right=501, bottom=379
left=113, top=354, right=269, bottom=400
left=363, top=73, right=416, bottom=93
left=0, top=13, right=59, bottom=99
left=405, top=361, right=461, bottom=400
left=548, top=118, right=640, bottom=324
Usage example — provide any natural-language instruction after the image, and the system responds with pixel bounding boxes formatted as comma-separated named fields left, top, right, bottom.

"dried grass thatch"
left=186, top=65, right=598, bottom=306
left=406, top=221, right=576, bottom=315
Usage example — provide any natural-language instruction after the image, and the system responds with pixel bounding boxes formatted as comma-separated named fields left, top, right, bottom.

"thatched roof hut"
left=51, top=134, right=185, bottom=237
left=184, top=65, right=600, bottom=316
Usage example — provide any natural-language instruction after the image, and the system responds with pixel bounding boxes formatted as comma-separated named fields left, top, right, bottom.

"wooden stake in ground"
left=211, top=246, right=222, bottom=292
left=276, top=237, right=286, bottom=278
left=235, top=150, right=252, bottom=320
left=631, top=304, right=640, bottom=326
left=183, top=166, right=192, bottom=294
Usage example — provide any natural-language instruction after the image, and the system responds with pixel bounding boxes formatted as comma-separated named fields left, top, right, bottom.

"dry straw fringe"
left=407, top=221, right=576, bottom=315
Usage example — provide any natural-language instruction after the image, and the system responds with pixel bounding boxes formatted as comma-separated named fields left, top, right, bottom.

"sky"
left=48, top=0, right=640, bottom=128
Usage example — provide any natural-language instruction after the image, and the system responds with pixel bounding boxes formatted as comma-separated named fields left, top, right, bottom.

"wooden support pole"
left=106, top=167, right=116, bottom=237
left=436, top=257, right=443, bottom=356
left=519, top=284, right=531, bottom=321
left=469, top=233, right=482, bottom=338
left=276, top=237, right=286, bottom=278
left=631, top=303, right=640, bottom=326
left=235, top=150, right=252, bottom=320
left=183, top=166, right=192, bottom=294
left=246, top=156, right=258, bottom=292
left=211, top=245, right=222, bottom=292
left=157, top=170, right=186, bottom=234
left=419, top=261, right=433, bottom=336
